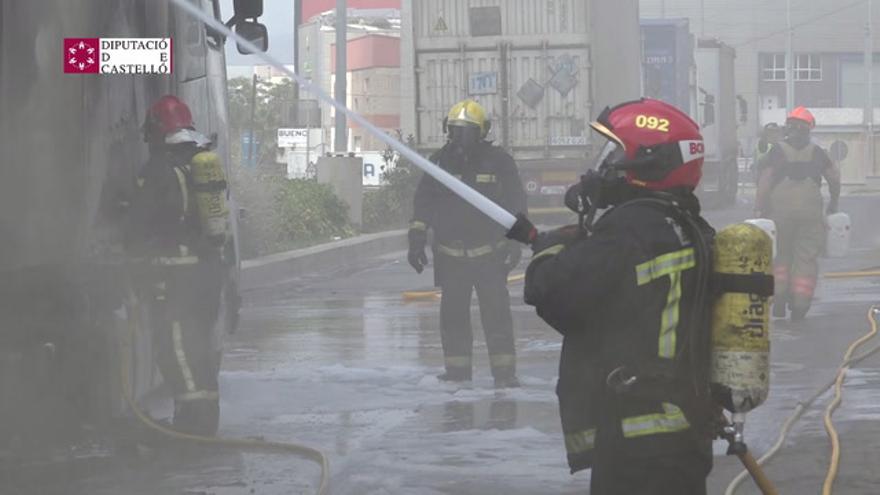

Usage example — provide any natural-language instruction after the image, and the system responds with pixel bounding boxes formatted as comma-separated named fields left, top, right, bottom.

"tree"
left=227, top=76, right=297, bottom=169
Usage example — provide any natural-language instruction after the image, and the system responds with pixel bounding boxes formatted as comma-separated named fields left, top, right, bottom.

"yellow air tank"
left=190, top=151, right=229, bottom=246
left=711, top=223, right=774, bottom=416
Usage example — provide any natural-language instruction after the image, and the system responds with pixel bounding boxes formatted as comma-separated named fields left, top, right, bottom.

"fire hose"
left=725, top=306, right=880, bottom=495
left=402, top=273, right=525, bottom=301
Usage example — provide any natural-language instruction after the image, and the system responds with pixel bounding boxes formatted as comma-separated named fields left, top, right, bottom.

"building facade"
left=297, top=1, right=402, bottom=153
left=640, top=0, right=880, bottom=181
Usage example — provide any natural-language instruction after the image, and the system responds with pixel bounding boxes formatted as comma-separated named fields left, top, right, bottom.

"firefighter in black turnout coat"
left=408, top=99, right=527, bottom=388
left=511, top=99, right=716, bottom=494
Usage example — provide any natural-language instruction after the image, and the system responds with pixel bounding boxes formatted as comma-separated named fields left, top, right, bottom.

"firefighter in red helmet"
left=127, top=95, right=233, bottom=436
left=510, top=99, right=716, bottom=494
left=756, top=106, right=841, bottom=320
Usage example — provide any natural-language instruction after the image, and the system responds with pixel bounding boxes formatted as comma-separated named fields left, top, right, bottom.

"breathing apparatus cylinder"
left=710, top=223, right=774, bottom=422
left=189, top=151, right=229, bottom=246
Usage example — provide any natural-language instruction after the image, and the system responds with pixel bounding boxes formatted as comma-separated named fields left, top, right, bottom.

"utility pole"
left=248, top=73, right=258, bottom=167
left=334, top=0, right=347, bottom=152
left=786, top=0, right=794, bottom=113
left=293, top=0, right=301, bottom=102
left=700, top=0, right=705, bottom=38
left=867, top=0, right=875, bottom=176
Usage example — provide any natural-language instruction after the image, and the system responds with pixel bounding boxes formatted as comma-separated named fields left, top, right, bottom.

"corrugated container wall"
left=408, top=0, right=592, bottom=160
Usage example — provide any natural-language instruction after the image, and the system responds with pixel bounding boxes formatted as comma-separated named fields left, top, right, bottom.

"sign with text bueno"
left=64, top=38, right=172, bottom=74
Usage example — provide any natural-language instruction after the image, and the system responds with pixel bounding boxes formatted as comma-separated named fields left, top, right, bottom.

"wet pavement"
left=18, top=195, right=880, bottom=495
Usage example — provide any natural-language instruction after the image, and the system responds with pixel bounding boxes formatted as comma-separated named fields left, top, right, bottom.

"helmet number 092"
left=635, top=114, right=670, bottom=132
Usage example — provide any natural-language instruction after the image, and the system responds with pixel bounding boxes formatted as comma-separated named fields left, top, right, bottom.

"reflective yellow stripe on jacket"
left=635, top=248, right=695, bottom=359
left=621, top=402, right=690, bottom=438
left=565, top=428, right=596, bottom=455
left=437, top=240, right=507, bottom=258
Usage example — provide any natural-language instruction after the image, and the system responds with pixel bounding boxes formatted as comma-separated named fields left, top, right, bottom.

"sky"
left=220, top=0, right=296, bottom=75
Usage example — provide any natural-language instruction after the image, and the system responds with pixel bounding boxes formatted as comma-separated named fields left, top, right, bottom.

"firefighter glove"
left=408, top=227, right=428, bottom=274
left=530, top=224, right=583, bottom=255
left=503, top=241, right=522, bottom=271
left=506, top=213, right=538, bottom=245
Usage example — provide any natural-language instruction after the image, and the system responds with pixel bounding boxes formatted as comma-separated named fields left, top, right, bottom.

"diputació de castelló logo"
left=64, top=38, right=172, bottom=75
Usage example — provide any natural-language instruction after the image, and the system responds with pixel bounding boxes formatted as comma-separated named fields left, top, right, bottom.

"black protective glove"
left=506, top=213, right=538, bottom=245
left=408, top=228, right=429, bottom=274
left=530, top=224, right=583, bottom=255
left=503, top=241, right=523, bottom=271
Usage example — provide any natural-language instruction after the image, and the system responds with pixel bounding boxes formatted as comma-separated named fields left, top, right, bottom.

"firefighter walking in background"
left=408, top=99, right=527, bottom=388
left=511, top=99, right=716, bottom=494
left=756, top=107, right=841, bottom=321
left=126, top=95, right=230, bottom=435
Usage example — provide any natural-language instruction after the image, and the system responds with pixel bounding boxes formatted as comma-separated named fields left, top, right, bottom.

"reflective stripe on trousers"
left=445, top=355, right=472, bottom=369
left=172, top=320, right=198, bottom=393
left=621, top=402, right=690, bottom=438
left=489, top=353, right=515, bottom=369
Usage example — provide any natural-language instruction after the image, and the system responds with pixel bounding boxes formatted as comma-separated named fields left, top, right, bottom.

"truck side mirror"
left=702, top=94, right=716, bottom=127
left=235, top=21, right=268, bottom=54
left=737, top=95, right=749, bottom=124
left=233, top=0, right=263, bottom=18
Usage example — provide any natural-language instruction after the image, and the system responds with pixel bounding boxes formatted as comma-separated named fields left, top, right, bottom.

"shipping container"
left=640, top=18, right=740, bottom=206
left=401, top=0, right=641, bottom=212
left=640, top=18, right=695, bottom=114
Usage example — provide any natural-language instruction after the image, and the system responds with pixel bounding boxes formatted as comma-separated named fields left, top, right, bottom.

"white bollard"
left=825, top=212, right=851, bottom=258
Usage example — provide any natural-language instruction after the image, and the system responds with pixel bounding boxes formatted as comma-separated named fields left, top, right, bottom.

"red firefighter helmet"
left=787, top=106, right=816, bottom=129
left=590, top=98, right=705, bottom=191
left=144, top=95, right=194, bottom=138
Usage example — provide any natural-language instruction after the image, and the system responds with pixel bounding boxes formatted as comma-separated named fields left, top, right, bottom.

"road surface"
left=18, top=195, right=880, bottom=495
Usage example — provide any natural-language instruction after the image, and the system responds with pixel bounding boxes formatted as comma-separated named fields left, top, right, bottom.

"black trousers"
left=590, top=451, right=709, bottom=495
left=146, top=261, right=223, bottom=405
left=436, top=253, right=515, bottom=379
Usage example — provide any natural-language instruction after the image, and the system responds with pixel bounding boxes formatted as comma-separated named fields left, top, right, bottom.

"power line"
left=733, top=0, right=869, bottom=47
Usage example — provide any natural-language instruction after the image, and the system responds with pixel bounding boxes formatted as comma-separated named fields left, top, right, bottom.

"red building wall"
left=301, top=0, right=400, bottom=23
left=331, top=35, right=400, bottom=72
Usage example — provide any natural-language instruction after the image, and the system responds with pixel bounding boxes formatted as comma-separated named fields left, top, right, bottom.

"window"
left=795, top=54, right=822, bottom=81
left=762, top=53, right=822, bottom=81
left=762, top=54, right=786, bottom=81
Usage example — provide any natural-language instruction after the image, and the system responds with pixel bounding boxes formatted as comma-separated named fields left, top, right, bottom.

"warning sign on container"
left=434, top=16, right=448, bottom=31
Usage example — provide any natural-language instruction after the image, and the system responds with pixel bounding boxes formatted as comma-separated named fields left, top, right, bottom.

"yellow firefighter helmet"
left=445, top=99, right=490, bottom=138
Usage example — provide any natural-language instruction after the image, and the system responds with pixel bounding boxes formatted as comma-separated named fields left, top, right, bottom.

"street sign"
left=240, top=132, right=261, bottom=167
left=469, top=72, right=498, bottom=95
left=278, top=128, right=309, bottom=147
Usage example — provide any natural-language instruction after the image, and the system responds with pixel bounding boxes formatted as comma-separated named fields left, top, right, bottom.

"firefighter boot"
left=173, top=397, right=220, bottom=436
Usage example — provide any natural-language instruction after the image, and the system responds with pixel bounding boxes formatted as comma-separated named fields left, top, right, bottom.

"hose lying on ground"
left=824, top=270, right=880, bottom=279
left=120, top=294, right=330, bottom=495
left=725, top=306, right=880, bottom=495
left=821, top=306, right=879, bottom=495
left=402, top=273, right=525, bottom=301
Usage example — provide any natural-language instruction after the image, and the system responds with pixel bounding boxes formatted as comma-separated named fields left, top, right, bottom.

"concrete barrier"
left=240, top=229, right=407, bottom=290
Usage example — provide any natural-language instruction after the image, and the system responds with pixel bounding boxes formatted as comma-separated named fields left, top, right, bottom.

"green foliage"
left=232, top=166, right=353, bottom=259
left=227, top=77, right=355, bottom=258
left=227, top=76, right=296, bottom=168
left=362, top=134, right=422, bottom=232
